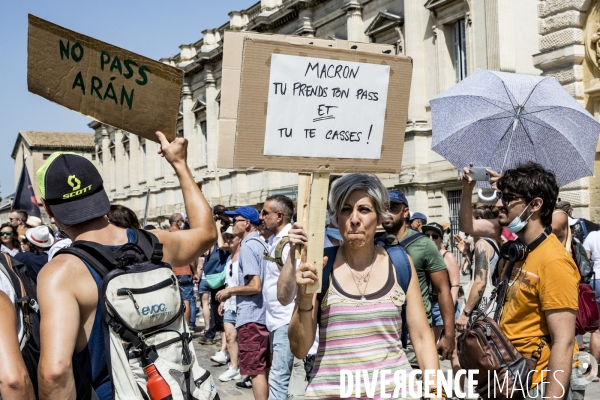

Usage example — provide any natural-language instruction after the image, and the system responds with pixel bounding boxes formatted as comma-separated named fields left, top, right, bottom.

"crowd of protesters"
left=0, top=130, right=597, bottom=400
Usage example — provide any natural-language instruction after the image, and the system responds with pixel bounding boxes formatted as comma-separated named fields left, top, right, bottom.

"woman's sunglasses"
left=425, top=233, right=440, bottom=240
left=0, top=232, right=13, bottom=237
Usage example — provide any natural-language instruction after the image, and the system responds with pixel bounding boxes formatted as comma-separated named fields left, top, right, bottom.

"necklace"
left=342, top=246, right=377, bottom=301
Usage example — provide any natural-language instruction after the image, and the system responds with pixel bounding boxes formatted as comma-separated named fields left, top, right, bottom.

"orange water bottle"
left=144, top=364, right=173, bottom=400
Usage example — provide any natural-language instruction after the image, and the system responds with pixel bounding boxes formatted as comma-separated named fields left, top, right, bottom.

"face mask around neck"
left=506, top=201, right=534, bottom=234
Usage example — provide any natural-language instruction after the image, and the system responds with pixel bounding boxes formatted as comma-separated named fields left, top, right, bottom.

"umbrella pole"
left=500, top=123, right=518, bottom=173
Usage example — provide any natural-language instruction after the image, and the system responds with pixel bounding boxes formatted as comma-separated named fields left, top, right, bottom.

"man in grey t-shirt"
left=216, top=206, right=270, bottom=400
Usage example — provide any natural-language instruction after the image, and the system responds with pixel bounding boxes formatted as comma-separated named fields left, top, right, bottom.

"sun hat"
left=36, top=152, right=110, bottom=226
left=25, top=226, right=55, bottom=248
left=26, top=216, right=42, bottom=227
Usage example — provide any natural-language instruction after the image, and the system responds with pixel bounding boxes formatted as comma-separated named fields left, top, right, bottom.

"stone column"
left=205, top=71, right=218, bottom=169
left=403, top=0, right=428, bottom=126
left=144, top=139, right=156, bottom=189
left=343, top=1, right=366, bottom=42
left=296, top=8, right=315, bottom=36
left=114, top=130, right=125, bottom=198
left=101, top=125, right=112, bottom=194
left=181, top=84, right=196, bottom=170
left=129, top=134, right=140, bottom=194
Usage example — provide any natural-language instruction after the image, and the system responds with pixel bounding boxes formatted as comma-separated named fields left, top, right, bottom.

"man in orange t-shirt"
left=460, top=162, right=583, bottom=400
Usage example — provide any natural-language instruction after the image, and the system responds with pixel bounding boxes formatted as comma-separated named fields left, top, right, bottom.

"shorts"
left=177, top=275, right=194, bottom=301
left=430, top=301, right=461, bottom=327
left=198, top=278, right=210, bottom=294
left=223, top=310, right=237, bottom=324
left=237, top=322, right=270, bottom=376
left=593, top=279, right=600, bottom=309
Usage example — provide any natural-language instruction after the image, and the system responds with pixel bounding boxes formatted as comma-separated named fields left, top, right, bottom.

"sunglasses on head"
left=496, top=191, right=526, bottom=206
left=425, top=233, right=440, bottom=240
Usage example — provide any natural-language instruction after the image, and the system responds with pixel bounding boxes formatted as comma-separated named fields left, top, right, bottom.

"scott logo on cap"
left=63, top=174, right=92, bottom=199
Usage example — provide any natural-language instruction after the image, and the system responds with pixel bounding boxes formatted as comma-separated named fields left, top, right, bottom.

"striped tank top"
left=305, top=262, right=416, bottom=400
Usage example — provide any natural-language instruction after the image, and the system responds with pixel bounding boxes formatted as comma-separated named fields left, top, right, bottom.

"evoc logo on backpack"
left=141, top=303, right=174, bottom=317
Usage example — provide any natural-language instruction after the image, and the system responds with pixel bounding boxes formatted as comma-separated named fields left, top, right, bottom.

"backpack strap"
left=482, top=238, right=500, bottom=255
left=382, top=245, right=412, bottom=348
left=263, top=236, right=291, bottom=270
left=247, top=236, right=268, bottom=251
left=581, top=221, right=589, bottom=238
left=56, top=241, right=121, bottom=278
left=135, top=229, right=163, bottom=263
left=316, top=246, right=339, bottom=321
left=398, top=231, right=427, bottom=248
left=0, top=253, right=30, bottom=349
left=384, top=245, right=412, bottom=294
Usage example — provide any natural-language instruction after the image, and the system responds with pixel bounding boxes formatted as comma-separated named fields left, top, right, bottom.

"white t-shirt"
left=1, top=244, right=18, bottom=257
left=224, top=258, right=239, bottom=312
left=47, top=238, right=72, bottom=261
left=583, top=231, right=600, bottom=275
left=264, top=223, right=295, bottom=332
left=0, top=270, right=24, bottom=343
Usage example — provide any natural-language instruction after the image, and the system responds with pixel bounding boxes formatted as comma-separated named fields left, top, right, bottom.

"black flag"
left=12, top=163, right=41, bottom=218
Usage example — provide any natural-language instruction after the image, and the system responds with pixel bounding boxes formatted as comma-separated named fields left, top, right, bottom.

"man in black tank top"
left=36, top=132, right=218, bottom=399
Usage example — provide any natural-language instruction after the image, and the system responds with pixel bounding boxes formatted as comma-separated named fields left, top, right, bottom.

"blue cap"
left=225, top=206, right=260, bottom=225
left=389, top=190, right=408, bottom=206
left=409, top=212, right=427, bottom=223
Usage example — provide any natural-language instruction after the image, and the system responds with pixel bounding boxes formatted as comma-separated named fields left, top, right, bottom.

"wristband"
left=298, top=304, right=314, bottom=312
left=463, top=309, right=471, bottom=317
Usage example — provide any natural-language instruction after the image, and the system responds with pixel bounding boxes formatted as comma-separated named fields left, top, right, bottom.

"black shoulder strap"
left=483, top=238, right=500, bottom=255
left=57, top=241, right=121, bottom=278
left=317, top=246, right=339, bottom=322
left=0, top=255, right=24, bottom=303
left=319, top=247, right=339, bottom=299
left=399, top=231, right=427, bottom=248
left=135, top=229, right=163, bottom=263
left=492, top=258, right=517, bottom=322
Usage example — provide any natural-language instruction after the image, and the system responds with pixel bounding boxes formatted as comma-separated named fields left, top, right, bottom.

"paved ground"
left=190, top=272, right=600, bottom=399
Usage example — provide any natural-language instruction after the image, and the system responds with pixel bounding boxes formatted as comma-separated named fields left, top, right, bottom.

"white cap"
left=225, top=226, right=234, bottom=235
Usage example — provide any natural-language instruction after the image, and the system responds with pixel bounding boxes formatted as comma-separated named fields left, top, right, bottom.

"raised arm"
left=277, top=222, right=307, bottom=306
left=459, top=166, right=501, bottom=238
left=0, top=292, right=35, bottom=400
left=216, top=220, right=229, bottom=250
left=150, top=132, right=217, bottom=266
left=288, top=242, right=324, bottom=359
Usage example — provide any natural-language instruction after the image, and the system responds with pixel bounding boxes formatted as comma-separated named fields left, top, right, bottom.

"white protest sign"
left=263, top=54, right=390, bottom=159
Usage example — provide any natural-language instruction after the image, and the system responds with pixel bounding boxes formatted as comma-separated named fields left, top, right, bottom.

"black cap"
left=37, top=152, right=110, bottom=226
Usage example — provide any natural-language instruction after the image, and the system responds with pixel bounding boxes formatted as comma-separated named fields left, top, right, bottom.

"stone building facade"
left=8, top=131, right=95, bottom=222
left=88, top=0, right=600, bottom=229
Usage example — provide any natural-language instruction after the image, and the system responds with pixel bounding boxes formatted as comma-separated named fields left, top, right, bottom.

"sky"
left=0, top=0, right=255, bottom=199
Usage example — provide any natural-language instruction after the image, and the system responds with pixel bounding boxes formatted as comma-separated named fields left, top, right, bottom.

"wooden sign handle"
left=305, top=172, right=330, bottom=294
left=294, top=173, right=312, bottom=260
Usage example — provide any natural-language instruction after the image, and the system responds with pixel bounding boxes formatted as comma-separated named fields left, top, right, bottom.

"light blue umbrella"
left=430, top=69, right=600, bottom=187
